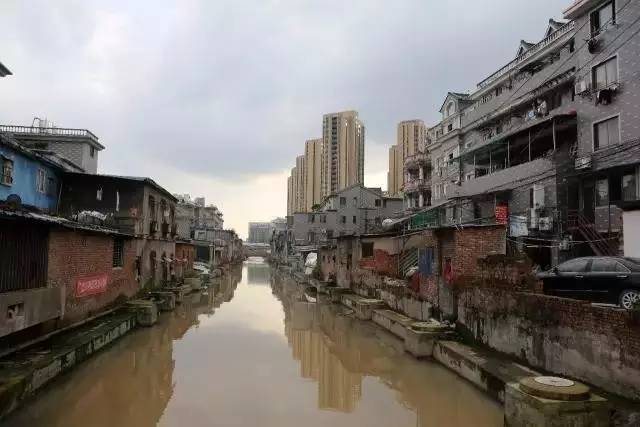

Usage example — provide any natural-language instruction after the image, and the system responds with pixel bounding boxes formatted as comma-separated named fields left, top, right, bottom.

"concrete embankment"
left=0, top=274, right=214, bottom=420
left=0, top=311, right=137, bottom=419
left=277, top=266, right=621, bottom=427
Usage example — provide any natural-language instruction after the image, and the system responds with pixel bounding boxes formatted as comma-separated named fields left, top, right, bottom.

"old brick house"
left=60, top=173, right=178, bottom=289
left=0, top=211, right=137, bottom=341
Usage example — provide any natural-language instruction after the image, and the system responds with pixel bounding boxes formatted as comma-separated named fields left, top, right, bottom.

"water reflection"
left=4, top=267, right=241, bottom=427
left=246, top=258, right=271, bottom=286
left=5, top=261, right=501, bottom=427
left=273, top=272, right=503, bottom=427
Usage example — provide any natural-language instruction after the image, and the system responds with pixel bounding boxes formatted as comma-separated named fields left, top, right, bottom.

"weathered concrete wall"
left=175, top=242, right=195, bottom=280
left=48, top=230, right=138, bottom=325
left=457, top=287, right=640, bottom=400
left=0, top=287, right=62, bottom=339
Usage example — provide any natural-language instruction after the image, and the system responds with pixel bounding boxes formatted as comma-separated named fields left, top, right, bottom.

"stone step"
left=433, top=340, right=541, bottom=403
left=340, top=294, right=386, bottom=320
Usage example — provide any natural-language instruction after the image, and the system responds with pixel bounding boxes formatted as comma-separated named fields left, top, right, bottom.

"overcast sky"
left=0, top=0, right=567, bottom=239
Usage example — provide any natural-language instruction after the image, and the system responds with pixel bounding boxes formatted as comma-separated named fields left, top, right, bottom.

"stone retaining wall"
left=457, top=287, right=640, bottom=400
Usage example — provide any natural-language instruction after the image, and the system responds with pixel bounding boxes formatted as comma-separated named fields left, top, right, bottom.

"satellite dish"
left=6, top=194, right=22, bottom=210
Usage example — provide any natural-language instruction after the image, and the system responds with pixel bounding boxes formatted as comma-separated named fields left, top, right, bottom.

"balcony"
left=404, top=178, right=431, bottom=194
left=149, top=220, right=158, bottom=235
left=476, top=21, right=575, bottom=90
left=404, top=152, right=431, bottom=171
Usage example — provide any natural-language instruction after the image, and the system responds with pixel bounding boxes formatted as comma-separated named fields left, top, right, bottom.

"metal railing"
left=404, top=178, right=431, bottom=193
left=0, top=125, right=99, bottom=142
left=476, top=21, right=575, bottom=90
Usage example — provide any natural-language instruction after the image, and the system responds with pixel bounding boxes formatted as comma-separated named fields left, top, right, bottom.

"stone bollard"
left=126, top=300, right=158, bottom=326
left=150, top=291, right=176, bottom=312
left=404, top=320, right=453, bottom=358
left=341, top=294, right=385, bottom=320
left=504, top=376, right=609, bottom=427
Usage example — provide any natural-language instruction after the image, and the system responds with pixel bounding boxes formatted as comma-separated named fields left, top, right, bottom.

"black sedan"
left=537, top=257, right=640, bottom=309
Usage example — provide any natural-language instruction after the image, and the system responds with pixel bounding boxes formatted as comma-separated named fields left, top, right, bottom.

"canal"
left=4, top=258, right=502, bottom=427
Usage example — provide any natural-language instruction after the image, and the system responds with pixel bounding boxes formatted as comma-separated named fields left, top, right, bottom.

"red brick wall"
left=358, top=249, right=397, bottom=276
left=458, top=287, right=640, bottom=400
left=453, top=226, right=506, bottom=279
left=418, top=226, right=505, bottom=305
left=47, top=229, right=138, bottom=325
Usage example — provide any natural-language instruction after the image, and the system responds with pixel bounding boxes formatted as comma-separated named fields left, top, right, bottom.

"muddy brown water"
left=4, top=259, right=502, bottom=427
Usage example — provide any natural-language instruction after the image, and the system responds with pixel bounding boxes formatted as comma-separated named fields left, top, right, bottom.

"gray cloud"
left=0, top=0, right=566, bottom=181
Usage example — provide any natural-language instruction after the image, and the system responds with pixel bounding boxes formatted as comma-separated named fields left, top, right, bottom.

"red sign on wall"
left=76, top=274, right=109, bottom=298
left=495, top=205, right=508, bottom=225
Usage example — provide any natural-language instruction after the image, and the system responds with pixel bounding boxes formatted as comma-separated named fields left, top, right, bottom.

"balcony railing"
left=0, top=125, right=99, bottom=143
left=476, top=21, right=575, bottom=90
left=404, top=178, right=431, bottom=193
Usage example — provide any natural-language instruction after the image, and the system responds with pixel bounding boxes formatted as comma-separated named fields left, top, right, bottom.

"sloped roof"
left=0, top=62, right=11, bottom=77
left=516, top=40, right=536, bottom=57
left=546, top=18, right=566, bottom=36
left=439, top=92, right=470, bottom=113
left=64, top=172, right=178, bottom=202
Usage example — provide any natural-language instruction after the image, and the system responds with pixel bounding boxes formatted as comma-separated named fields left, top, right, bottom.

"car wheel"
left=619, top=289, right=640, bottom=310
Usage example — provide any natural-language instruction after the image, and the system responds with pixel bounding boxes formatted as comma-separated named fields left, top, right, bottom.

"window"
left=383, top=199, right=387, bottom=208
left=361, top=242, right=374, bottom=258
left=592, top=56, right=617, bottom=89
left=596, top=178, right=609, bottom=206
left=447, top=123, right=453, bottom=132
left=591, top=1, right=615, bottom=36
left=112, top=239, right=124, bottom=267
left=308, top=214, right=315, bottom=223
left=352, top=215, right=357, bottom=224
left=339, top=197, right=346, bottom=207
left=326, top=229, right=334, bottom=239
left=558, top=258, right=590, bottom=272
left=90, top=146, right=96, bottom=158
left=590, top=258, right=622, bottom=272
left=46, top=177, right=56, bottom=196
left=340, top=216, right=346, bottom=224
left=96, top=187, right=103, bottom=201
left=495, top=86, right=503, bottom=97
left=308, top=232, right=315, bottom=243
left=1, top=157, right=13, bottom=185
left=375, top=199, right=381, bottom=207
left=622, top=173, right=637, bottom=201
left=36, top=168, right=46, bottom=193
left=320, top=214, right=327, bottom=223
left=594, top=116, right=619, bottom=150
left=446, top=102, right=454, bottom=117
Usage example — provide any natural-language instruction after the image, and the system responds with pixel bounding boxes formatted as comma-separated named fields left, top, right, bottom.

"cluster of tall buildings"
left=287, top=111, right=365, bottom=215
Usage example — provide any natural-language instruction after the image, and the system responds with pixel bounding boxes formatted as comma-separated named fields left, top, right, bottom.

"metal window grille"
left=112, top=238, right=124, bottom=267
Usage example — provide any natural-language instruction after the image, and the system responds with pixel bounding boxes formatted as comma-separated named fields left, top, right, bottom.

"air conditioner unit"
left=574, top=155, right=592, bottom=170
left=530, top=208, right=539, bottom=229
left=539, top=217, right=553, bottom=231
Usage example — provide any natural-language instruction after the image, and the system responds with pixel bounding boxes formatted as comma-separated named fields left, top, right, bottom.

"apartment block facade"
left=291, top=184, right=403, bottom=246
left=387, top=120, right=428, bottom=199
left=304, top=138, right=323, bottom=211
left=400, top=1, right=640, bottom=267
left=322, top=111, right=365, bottom=198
